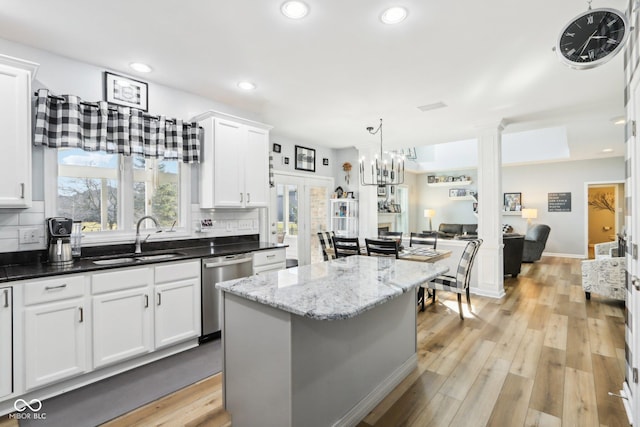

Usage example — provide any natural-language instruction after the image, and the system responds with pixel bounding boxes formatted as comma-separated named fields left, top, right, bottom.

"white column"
left=474, top=122, right=505, bottom=298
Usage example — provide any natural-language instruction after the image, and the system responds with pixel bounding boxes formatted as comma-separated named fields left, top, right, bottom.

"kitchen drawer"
left=92, top=266, right=153, bottom=295
left=254, top=263, right=286, bottom=275
left=23, top=275, right=86, bottom=306
left=155, top=260, right=200, bottom=284
left=253, top=249, right=285, bottom=267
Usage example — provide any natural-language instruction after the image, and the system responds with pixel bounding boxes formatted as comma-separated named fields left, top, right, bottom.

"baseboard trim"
left=333, top=353, right=418, bottom=427
left=541, top=252, right=585, bottom=259
left=471, top=287, right=506, bottom=299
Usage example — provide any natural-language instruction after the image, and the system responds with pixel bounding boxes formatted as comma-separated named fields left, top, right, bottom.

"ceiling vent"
left=417, top=102, right=447, bottom=112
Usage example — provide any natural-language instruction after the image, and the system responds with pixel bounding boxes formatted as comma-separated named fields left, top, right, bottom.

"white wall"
left=502, top=157, right=624, bottom=256
left=408, top=157, right=624, bottom=257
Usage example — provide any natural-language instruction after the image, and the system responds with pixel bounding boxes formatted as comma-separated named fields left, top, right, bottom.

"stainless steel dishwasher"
left=200, top=253, right=253, bottom=342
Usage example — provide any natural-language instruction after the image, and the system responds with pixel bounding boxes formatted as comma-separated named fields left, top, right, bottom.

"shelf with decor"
left=331, top=199, right=358, bottom=237
left=502, top=211, right=523, bottom=216
left=427, top=180, right=472, bottom=187
left=449, top=195, right=476, bottom=201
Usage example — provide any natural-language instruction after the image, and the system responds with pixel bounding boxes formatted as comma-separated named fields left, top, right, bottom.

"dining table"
left=325, top=245, right=451, bottom=263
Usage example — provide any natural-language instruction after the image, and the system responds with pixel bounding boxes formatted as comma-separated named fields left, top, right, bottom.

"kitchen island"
left=217, top=255, right=448, bottom=427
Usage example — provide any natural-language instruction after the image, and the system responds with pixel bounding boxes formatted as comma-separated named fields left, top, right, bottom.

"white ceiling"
left=0, top=0, right=628, bottom=164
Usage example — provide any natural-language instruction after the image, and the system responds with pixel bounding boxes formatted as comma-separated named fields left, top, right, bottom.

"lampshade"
left=424, top=209, right=435, bottom=218
left=521, top=208, right=538, bottom=219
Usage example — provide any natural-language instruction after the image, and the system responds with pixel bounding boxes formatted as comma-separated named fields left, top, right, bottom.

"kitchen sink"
left=90, top=252, right=185, bottom=265
left=92, top=257, right=137, bottom=265
left=135, top=253, right=182, bottom=261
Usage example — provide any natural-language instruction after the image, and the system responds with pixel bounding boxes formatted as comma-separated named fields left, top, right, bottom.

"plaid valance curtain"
left=33, top=89, right=201, bottom=163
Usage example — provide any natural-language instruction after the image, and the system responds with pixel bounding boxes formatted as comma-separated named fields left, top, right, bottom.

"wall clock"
left=556, top=7, right=629, bottom=70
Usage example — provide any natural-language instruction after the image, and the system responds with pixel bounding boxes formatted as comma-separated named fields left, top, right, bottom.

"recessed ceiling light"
left=380, top=7, right=408, bottom=24
left=129, top=62, right=152, bottom=73
left=281, top=1, right=309, bottom=19
left=238, top=81, right=256, bottom=90
left=602, top=148, right=614, bottom=153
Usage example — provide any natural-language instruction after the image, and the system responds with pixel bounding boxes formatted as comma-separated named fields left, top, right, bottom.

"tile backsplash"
left=0, top=201, right=46, bottom=252
left=0, top=202, right=262, bottom=253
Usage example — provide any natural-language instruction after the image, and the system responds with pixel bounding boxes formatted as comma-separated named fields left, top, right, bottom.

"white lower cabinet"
left=154, top=262, right=200, bottom=349
left=253, top=248, right=286, bottom=274
left=92, top=267, right=153, bottom=369
left=22, top=275, right=88, bottom=391
left=0, top=287, right=12, bottom=398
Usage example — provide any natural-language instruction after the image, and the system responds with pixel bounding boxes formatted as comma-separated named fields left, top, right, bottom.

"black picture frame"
left=284, top=157, right=290, bottom=165
left=377, top=185, right=387, bottom=197
left=104, top=71, right=148, bottom=111
left=295, top=145, right=316, bottom=172
left=427, top=175, right=436, bottom=184
left=322, top=158, right=329, bottom=166
left=346, top=191, right=354, bottom=199
left=504, top=192, right=522, bottom=211
left=272, top=143, right=281, bottom=153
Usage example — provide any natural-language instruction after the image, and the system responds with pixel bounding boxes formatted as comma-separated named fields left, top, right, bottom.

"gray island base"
left=217, top=255, right=448, bottom=427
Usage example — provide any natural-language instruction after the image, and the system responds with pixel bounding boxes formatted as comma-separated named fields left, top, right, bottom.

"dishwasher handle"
left=203, top=257, right=253, bottom=269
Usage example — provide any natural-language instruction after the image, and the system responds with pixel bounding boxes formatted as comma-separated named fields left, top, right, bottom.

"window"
left=52, top=148, right=186, bottom=235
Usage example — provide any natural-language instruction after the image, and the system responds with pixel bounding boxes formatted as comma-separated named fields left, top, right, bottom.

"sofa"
left=522, top=224, right=551, bottom=262
left=436, top=223, right=478, bottom=239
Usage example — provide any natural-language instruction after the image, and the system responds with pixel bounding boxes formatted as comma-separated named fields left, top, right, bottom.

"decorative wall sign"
left=295, top=145, right=316, bottom=172
left=548, top=192, right=571, bottom=212
left=104, top=72, right=148, bottom=111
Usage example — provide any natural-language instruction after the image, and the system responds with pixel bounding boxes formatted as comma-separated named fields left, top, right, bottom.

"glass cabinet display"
left=331, top=199, right=358, bottom=237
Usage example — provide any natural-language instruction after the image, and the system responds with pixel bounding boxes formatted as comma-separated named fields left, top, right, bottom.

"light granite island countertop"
left=217, top=255, right=449, bottom=427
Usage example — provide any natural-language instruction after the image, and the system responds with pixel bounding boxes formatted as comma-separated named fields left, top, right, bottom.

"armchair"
left=522, top=224, right=550, bottom=262
left=581, top=256, right=626, bottom=301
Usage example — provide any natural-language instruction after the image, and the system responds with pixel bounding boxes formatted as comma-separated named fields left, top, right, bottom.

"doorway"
left=270, top=172, right=333, bottom=266
left=585, top=182, right=624, bottom=258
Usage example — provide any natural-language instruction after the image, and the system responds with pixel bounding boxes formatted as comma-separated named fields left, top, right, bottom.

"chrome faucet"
left=135, top=216, right=162, bottom=254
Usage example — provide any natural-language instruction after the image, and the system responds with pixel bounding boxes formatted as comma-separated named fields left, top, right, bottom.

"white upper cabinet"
left=192, top=111, right=272, bottom=209
left=0, top=55, right=38, bottom=208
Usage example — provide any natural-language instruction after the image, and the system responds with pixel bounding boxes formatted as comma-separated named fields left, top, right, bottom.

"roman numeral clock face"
left=557, top=8, right=629, bottom=69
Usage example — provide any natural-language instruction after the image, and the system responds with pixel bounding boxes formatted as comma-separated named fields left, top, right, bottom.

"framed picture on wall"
left=323, top=158, right=329, bottom=166
left=295, top=145, right=316, bottom=172
left=104, top=72, right=148, bottom=111
left=504, top=192, right=522, bottom=211
left=272, top=143, right=281, bottom=153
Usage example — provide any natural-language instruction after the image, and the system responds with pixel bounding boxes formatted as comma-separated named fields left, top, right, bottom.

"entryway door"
left=624, top=61, right=640, bottom=424
left=269, top=172, right=333, bottom=266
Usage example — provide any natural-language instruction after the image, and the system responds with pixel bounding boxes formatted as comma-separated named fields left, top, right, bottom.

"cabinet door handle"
left=20, top=183, right=25, bottom=199
left=3, top=289, right=8, bottom=308
left=266, top=254, right=276, bottom=259
left=157, top=292, right=162, bottom=306
left=45, top=284, right=67, bottom=291
left=240, top=193, right=243, bottom=203
left=247, top=193, right=251, bottom=203
left=144, top=294, right=149, bottom=308
left=78, top=307, right=84, bottom=323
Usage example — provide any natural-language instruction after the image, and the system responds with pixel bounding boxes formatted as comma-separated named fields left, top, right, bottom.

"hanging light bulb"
left=359, top=119, right=405, bottom=186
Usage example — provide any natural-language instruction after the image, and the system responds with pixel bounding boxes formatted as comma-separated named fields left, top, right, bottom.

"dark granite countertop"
left=0, top=235, right=286, bottom=283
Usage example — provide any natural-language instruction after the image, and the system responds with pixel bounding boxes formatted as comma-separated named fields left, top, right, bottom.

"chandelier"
left=359, top=118, right=405, bottom=186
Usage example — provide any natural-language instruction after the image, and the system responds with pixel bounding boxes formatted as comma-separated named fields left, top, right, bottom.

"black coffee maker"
left=47, top=217, right=73, bottom=265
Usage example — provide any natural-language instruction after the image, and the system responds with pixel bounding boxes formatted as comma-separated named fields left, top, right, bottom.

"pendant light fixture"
left=359, top=118, right=405, bottom=186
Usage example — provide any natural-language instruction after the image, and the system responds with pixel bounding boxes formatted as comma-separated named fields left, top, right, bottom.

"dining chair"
left=317, top=231, right=336, bottom=261
left=420, top=239, right=482, bottom=319
left=332, top=236, right=360, bottom=258
left=378, top=230, right=403, bottom=239
left=364, top=238, right=399, bottom=258
left=409, top=231, right=438, bottom=249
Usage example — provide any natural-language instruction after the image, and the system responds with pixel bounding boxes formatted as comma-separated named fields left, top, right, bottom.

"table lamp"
left=424, top=209, right=435, bottom=231
left=521, top=208, right=537, bottom=227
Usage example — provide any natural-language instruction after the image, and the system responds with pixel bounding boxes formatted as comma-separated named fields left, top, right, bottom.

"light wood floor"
left=97, top=256, right=627, bottom=426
